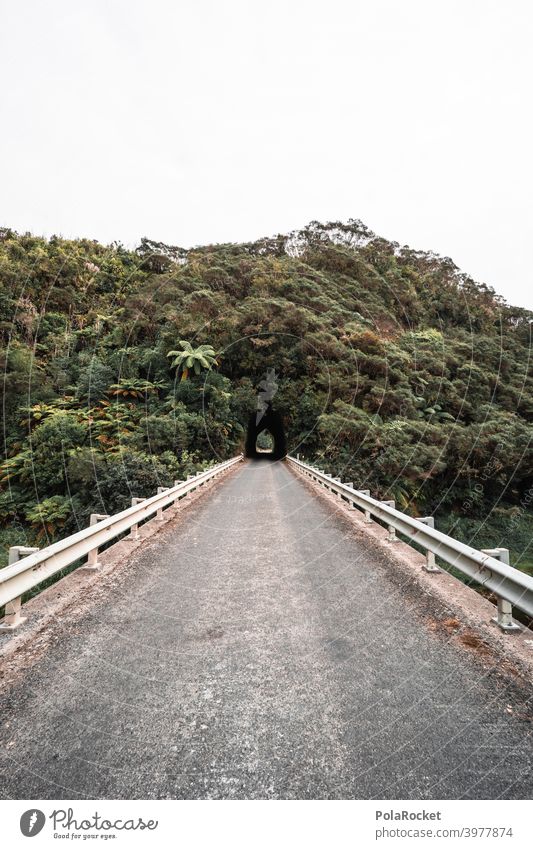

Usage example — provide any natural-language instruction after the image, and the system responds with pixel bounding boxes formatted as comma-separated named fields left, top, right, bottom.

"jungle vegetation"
left=1, top=219, right=532, bottom=574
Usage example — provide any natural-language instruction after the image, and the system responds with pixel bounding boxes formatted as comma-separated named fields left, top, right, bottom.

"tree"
left=108, top=378, right=162, bottom=399
left=167, top=341, right=218, bottom=381
left=2, top=221, right=533, bottom=581
left=76, top=358, right=114, bottom=404
left=8, top=413, right=88, bottom=495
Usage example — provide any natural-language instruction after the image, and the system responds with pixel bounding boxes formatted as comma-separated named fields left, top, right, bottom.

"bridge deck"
left=0, top=460, right=531, bottom=799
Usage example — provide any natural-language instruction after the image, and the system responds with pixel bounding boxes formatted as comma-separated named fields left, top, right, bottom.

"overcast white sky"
left=1, top=0, right=532, bottom=308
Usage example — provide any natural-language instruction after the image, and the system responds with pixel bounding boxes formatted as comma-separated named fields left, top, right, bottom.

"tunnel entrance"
left=245, top=404, right=287, bottom=460
left=256, top=430, right=274, bottom=453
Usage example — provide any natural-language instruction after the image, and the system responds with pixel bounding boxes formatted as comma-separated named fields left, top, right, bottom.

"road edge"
left=286, top=459, right=533, bottom=690
left=0, top=460, right=243, bottom=688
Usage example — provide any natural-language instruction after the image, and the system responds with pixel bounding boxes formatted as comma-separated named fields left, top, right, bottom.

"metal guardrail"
left=0, top=455, right=243, bottom=631
left=287, top=455, right=533, bottom=633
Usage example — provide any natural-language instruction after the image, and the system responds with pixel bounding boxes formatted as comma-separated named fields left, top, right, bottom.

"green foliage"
left=256, top=430, right=274, bottom=450
left=108, top=378, right=163, bottom=399
left=25, top=495, right=74, bottom=541
left=167, top=341, right=218, bottom=380
left=131, top=414, right=189, bottom=454
left=76, top=450, right=171, bottom=517
left=30, top=413, right=88, bottom=491
left=0, top=220, right=532, bottom=572
left=76, top=358, right=114, bottom=403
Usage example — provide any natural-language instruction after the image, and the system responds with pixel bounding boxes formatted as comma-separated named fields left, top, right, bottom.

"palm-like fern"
left=108, top=378, right=163, bottom=399
left=25, top=495, right=72, bottom=541
left=167, top=341, right=218, bottom=381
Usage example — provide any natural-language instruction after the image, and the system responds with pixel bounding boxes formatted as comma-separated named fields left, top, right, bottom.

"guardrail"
left=287, top=455, right=533, bottom=633
left=0, top=455, right=243, bottom=632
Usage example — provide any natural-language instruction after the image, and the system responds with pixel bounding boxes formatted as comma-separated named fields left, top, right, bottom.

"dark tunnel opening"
left=245, top=405, right=287, bottom=460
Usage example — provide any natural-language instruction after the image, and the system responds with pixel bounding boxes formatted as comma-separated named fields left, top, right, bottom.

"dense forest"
left=1, top=220, right=532, bottom=574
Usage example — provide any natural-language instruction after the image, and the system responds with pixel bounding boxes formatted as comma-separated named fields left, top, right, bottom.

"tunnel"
left=245, top=404, right=287, bottom=460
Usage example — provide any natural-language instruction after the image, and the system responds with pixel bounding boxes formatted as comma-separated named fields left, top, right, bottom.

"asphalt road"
left=1, top=460, right=531, bottom=799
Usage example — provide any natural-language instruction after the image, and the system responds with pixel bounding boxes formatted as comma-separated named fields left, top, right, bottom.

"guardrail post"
left=381, top=501, right=397, bottom=540
left=480, top=548, right=522, bottom=633
left=360, top=491, right=373, bottom=523
left=0, top=546, right=39, bottom=631
left=128, top=497, right=146, bottom=540
left=84, top=514, right=110, bottom=570
left=417, top=517, right=441, bottom=572
left=0, top=457, right=241, bottom=626
left=350, top=489, right=369, bottom=510
left=156, top=487, right=170, bottom=521
left=339, top=483, right=353, bottom=503
left=286, top=456, right=533, bottom=627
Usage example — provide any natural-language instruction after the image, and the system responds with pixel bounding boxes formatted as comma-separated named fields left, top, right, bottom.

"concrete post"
left=359, top=491, right=373, bottom=523
left=481, top=548, right=521, bottom=633
left=381, top=501, right=397, bottom=540
left=350, top=488, right=369, bottom=509
left=84, top=514, right=110, bottom=570
left=156, top=487, right=169, bottom=521
left=0, top=546, right=39, bottom=631
left=173, top=480, right=184, bottom=502
left=417, top=516, right=440, bottom=572
left=128, top=497, right=146, bottom=540
left=342, top=483, right=353, bottom=504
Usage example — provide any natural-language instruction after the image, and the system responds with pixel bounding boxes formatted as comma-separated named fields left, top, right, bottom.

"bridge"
left=1, top=456, right=532, bottom=799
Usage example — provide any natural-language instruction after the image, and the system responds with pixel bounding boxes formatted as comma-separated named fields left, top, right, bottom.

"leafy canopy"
left=167, top=341, right=218, bottom=380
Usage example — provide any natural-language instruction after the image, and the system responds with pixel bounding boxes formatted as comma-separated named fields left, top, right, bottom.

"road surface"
left=0, top=460, right=531, bottom=799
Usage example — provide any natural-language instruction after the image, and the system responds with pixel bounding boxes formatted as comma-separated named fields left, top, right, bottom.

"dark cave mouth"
left=245, top=407, right=287, bottom=460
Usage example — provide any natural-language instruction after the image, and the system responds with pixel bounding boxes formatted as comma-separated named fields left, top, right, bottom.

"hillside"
left=1, top=220, right=532, bottom=572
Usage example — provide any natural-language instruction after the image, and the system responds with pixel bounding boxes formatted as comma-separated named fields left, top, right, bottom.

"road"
left=0, top=459, right=531, bottom=799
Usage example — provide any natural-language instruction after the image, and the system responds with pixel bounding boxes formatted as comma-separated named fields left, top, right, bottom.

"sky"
left=1, top=0, right=532, bottom=308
